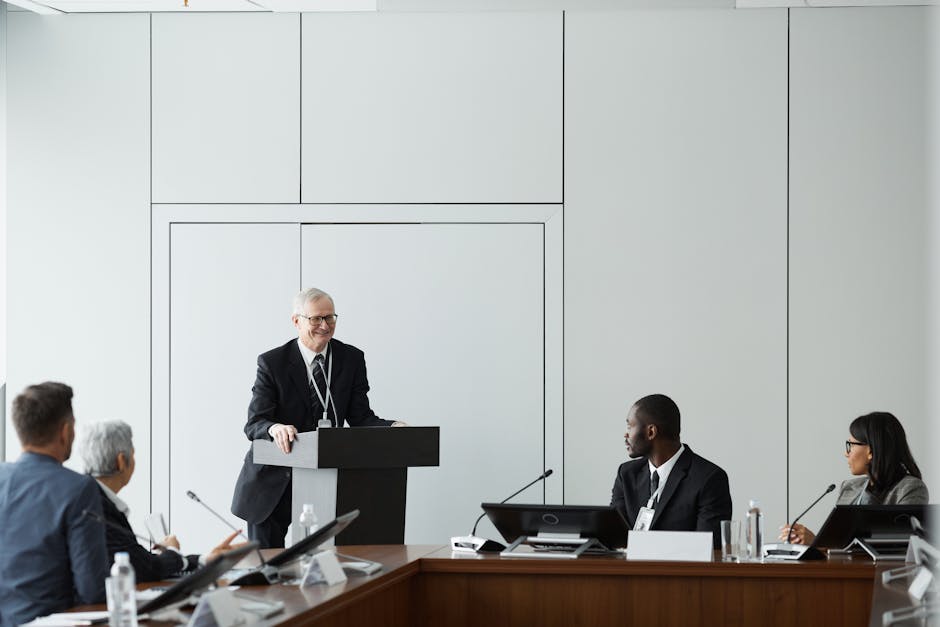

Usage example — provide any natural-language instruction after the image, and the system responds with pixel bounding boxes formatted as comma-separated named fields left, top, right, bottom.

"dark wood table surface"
left=82, top=545, right=882, bottom=627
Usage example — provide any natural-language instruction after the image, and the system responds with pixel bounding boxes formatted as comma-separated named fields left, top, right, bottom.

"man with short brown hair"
left=0, top=382, right=109, bottom=627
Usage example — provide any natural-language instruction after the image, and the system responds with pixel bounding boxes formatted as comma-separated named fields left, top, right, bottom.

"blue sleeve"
left=67, top=478, right=110, bottom=604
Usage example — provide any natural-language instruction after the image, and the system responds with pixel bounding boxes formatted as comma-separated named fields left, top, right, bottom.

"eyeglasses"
left=298, top=314, right=338, bottom=326
left=845, top=440, right=868, bottom=454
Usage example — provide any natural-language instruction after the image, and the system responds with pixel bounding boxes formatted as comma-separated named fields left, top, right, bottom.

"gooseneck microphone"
left=185, top=490, right=251, bottom=543
left=786, top=483, right=836, bottom=543
left=452, top=469, right=554, bottom=553
left=82, top=509, right=167, bottom=550
left=186, top=489, right=276, bottom=584
left=470, top=469, right=554, bottom=537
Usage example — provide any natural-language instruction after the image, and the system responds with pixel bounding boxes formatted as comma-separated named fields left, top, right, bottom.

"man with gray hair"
left=82, top=420, right=241, bottom=581
left=231, top=287, right=405, bottom=548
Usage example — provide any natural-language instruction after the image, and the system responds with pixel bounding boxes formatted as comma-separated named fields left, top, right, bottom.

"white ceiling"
left=2, top=0, right=933, bottom=14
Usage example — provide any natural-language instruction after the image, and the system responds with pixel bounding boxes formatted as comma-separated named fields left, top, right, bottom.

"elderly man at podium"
left=231, top=287, right=405, bottom=548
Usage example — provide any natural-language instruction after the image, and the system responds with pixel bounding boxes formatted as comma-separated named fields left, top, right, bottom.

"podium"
left=253, top=426, right=439, bottom=545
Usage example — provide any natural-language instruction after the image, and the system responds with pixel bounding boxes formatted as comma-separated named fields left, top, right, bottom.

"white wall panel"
left=301, top=224, right=544, bottom=544
left=564, top=9, right=788, bottom=527
left=5, top=13, right=151, bottom=520
left=790, top=7, right=929, bottom=534
left=301, top=12, right=561, bottom=203
left=152, top=13, right=300, bottom=203
left=167, top=223, right=298, bottom=553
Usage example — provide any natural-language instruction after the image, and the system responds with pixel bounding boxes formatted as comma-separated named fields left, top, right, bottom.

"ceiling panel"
left=38, top=0, right=264, bottom=12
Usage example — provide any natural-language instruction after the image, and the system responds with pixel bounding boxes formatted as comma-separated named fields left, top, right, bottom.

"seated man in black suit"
left=80, top=420, right=241, bottom=581
left=610, top=394, right=731, bottom=548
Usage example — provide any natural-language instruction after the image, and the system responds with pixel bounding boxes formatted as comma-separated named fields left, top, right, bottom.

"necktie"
left=649, top=470, right=660, bottom=503
left=310, top=354, right=329, bottom=423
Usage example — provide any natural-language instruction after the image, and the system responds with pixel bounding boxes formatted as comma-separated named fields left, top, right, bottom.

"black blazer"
left=231, top=338, right=393, bottom=523
left=610, top=445, right=732, bottom=548
left=97, top=486, right=195, bottom=582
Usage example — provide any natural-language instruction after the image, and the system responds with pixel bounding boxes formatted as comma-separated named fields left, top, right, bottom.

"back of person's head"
left=12, top=382, right=74, bottom=447
left=633, top=394, right=681, bottom=441
left=850, top=411, right=922, bottom=499
left=80, top=420, right=133, bottom=477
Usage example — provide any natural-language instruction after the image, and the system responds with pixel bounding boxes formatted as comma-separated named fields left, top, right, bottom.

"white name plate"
left=627, top=531, right=713, bottom=562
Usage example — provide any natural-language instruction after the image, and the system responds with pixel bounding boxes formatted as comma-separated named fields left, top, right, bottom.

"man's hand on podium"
left=391, top=421, right=408, bottom=427
left=268, top=424, right=298, bottom=453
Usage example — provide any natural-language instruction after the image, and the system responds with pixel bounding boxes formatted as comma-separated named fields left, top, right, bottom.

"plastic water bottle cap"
left=303, top=504, right=314, bottom=514
left=748, top=499, right=759, bottom=509
left=115, top=552, right=130, bottom=565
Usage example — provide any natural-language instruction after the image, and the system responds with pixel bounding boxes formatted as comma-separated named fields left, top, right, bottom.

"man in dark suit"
left=231, top=287, right=405, bottom=548
left=610, top=394, right=732, bottom=548
left=0, top=382, right=109, bottom=627
left=80, top=420, right=241, bottom=581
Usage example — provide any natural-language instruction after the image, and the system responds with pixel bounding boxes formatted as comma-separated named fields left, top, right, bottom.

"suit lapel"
left=634, top=463, right=651, bottom=516
left=651, top=447, right=691, bottom=528
left=328, top=340, right=344, bottom=426
left=287, top=341, right=312, bottom=414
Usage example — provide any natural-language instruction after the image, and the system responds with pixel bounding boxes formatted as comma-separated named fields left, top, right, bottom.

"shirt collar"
left=95, top=478, right=130, bottom=516
left=296, top=338, right=329, bottom=368
left=647, top=443, right=686, bottom=496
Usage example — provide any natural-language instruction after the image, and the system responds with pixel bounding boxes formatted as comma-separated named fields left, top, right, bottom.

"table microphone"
left=451, top=469, right=553, bottom=554
left=785, top=483, right=836, bottom=543
left=763, top=483, right=835, bottom=561
left=186, top=490, right=277, bottom=584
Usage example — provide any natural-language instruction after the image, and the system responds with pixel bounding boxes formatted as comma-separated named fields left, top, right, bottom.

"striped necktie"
left=310, top=353, right=329, bottom=423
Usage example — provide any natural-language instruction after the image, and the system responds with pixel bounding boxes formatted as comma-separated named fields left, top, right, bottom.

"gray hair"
left=293, top=287, right=334, bottom=315
left=80, top=420, right=134, bottom=477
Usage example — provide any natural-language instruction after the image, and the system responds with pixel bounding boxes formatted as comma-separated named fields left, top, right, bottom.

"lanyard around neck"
left=310, top=350, right=334, bottom=422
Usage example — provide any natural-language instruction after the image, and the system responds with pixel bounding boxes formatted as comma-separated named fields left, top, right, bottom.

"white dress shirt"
left=647, top=443, right=686, bottom=504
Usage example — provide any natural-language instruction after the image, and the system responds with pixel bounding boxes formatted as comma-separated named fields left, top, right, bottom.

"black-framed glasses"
left=845, top=440, right=868, bottom=454
left=299, top=314, right=338, bottom=326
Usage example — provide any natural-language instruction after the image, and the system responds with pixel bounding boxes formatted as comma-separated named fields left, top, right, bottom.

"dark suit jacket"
left=610, top=445, right=732, bottom=548
left=0, top=453, right=109, bottom=627
left=97, top=485, right=196, bottom=582
left=231, top=337, right=393, bottom=523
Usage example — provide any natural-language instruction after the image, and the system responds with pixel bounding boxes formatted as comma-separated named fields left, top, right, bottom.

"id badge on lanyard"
left=634, top=506, right=655, bottom=532
left=311, top=351, right=334, bottom=425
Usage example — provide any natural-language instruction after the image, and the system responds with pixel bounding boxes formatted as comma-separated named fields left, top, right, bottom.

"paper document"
left=21, top=611, right=109, bottom=626
left=143, top=512, right=168, bottom=540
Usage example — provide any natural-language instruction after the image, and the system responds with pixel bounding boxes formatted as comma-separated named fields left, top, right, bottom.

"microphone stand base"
left=228, top=565, right=280, bottom=586
left=762, top=543, right=826, bottom=561
left=451, top=536, right=506, bottom=553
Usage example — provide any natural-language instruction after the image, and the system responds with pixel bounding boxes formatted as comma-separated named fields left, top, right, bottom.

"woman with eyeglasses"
left=781, top=411, right=928, bottom=545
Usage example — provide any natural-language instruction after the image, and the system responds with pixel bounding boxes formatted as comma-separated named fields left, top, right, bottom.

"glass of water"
left=721, top=520, right=742, bottom=562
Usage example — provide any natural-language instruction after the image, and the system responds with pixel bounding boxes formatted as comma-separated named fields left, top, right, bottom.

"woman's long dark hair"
left=849, top=412, right=922, bottom=501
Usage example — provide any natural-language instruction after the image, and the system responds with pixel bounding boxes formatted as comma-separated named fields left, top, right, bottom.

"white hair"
left=293, top=287, right=334, bottom=315
left=80, top=420, right=133, bottom=477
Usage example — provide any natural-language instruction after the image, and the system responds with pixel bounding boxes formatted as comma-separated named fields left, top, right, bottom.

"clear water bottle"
left=299, top=503, right=319, bottom=538
left=746, top=499, right=764, bottom=562
left=107, top=552, right=138, bottom=627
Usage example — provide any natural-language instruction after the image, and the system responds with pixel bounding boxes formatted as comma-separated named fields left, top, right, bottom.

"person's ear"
left=116, top=451, right=127, bottom=473
left=647, top=423, right=658, bottom=440
left=58, top=420, right=71, bottom=447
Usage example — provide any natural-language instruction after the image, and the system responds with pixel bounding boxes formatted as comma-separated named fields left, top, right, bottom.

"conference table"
left=215, top=545, right=877, bottom=627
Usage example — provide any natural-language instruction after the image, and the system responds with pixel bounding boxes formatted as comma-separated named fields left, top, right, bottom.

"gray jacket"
left=836, top=474, right=929, bottom=505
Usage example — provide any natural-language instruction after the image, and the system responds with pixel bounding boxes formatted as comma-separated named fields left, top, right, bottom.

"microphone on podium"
left=451, top=469, right=554, bottom=554
left=762, top=483, right=836, bottom=561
